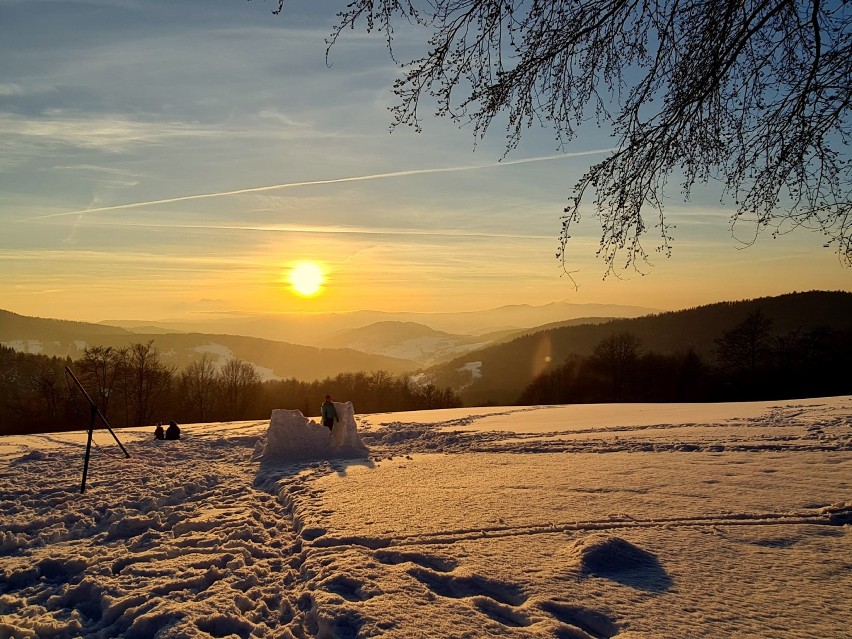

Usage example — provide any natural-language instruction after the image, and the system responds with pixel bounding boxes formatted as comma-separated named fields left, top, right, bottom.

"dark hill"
left=0, top=309, right=129, bottom=343
left=0, top=309, right=129, bottom=359
left=425, top=291, right=852, bottom=405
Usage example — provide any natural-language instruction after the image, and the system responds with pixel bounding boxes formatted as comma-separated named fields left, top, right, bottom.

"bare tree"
left=31, top=367, right=61, bottom=426
left=181, top=354, right=220, bottom=423
left=272, top=0, right=851, bottom=273
left=368, top=369, right=396, bottom=408
left=77, top=345, right=127, bottom=418
left=123, top=341, right=175, bottom=427
left=590, top=332, right=642, bottom=401
left=218, top=358, right=262, bottom=421
left=418, top=380, right=439, bottom=409
left=715, top=310, right=774, bottom=377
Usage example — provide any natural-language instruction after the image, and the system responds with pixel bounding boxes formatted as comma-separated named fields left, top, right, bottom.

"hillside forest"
left=1, top=292, right=850, bottom=436
left=429, top=291, right=852, bottom=405
left=518, top=311, right=850, bottom=405
left=0, top=341, right=461, bottom=436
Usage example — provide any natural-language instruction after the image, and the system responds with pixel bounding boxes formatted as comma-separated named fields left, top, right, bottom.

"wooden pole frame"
left=64, top=366, right=130, bottom=493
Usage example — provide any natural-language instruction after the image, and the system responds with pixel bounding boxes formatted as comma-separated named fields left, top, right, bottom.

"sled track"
left=307, top=506, right=851, bottom=550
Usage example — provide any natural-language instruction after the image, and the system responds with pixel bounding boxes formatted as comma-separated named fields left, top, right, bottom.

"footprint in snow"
left=540, top=600, right=620, bottom=639
left=373, top=549, right=458, bottom=572
left=321, top=574, right=377, bottom=601
left=474, top=597, right=532, bottom=627
left=407, top=566, right=527, bottom=606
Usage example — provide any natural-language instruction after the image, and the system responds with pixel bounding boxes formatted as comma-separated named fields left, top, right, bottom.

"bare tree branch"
left=270, top=0, right=851, bottom=273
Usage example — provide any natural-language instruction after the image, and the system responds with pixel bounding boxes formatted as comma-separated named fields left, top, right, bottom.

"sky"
left=1, top=0, right=849, bottom=323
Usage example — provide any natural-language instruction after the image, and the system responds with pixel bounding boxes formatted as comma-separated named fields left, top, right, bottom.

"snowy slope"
left=1, top=398, right=850, bottom=638
left=322, top=321, right=493, bottom=366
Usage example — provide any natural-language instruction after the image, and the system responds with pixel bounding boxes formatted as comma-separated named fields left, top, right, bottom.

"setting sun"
left=288, top=261, right=325, bottom=297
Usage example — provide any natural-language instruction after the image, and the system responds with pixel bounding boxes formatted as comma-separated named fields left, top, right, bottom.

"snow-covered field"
left=1, top=398, right=850, bottom=638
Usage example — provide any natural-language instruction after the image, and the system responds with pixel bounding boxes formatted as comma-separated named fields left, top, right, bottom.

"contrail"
left=22, top=149, right=610, bottom=222
left=66, top=221, right=554, bottom=240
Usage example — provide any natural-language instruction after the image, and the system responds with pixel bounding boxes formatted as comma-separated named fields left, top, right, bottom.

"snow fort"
left=257, top=401, right=369, bottom=461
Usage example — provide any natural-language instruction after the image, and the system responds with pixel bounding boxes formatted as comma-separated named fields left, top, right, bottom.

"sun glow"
left=288, top=261, right=325, bottom=297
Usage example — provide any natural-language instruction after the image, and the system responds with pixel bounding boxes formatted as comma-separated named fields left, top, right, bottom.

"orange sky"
left=1, top=2, right=848, bottom=323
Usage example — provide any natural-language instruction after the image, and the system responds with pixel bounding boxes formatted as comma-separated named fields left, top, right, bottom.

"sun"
left=288, top=261, right=325, bottom=297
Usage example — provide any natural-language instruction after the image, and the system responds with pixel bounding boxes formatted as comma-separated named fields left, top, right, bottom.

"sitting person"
left=154, top=422, right=165, bottom=440
left=165, top=420, right=181, bottom=440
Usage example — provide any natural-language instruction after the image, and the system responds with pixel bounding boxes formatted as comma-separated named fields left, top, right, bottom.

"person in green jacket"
left=321, top=394, right=339, bottom=431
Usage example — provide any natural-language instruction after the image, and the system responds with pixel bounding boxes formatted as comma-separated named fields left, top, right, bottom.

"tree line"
left=3, top=311, right=849, bottom=435
left=0, top=340, right=461, bottom=436
left=519, top=311, right=852, bottom=405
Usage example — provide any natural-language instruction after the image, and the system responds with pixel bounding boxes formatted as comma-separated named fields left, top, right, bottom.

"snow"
left=1, top=340, right=43, bottom=354
left=251, top=365, right=280, bottom=383
left=192, top=344, right=234, bottom=360
left=345, top=336, right=492, bottom=366
left=257, top=402, right=369, bottom=462
left=1, top=397, right=850, bottom=638
left=191, top=343, right=280, bottom=382
left=455, top=360, right=483, bottom=391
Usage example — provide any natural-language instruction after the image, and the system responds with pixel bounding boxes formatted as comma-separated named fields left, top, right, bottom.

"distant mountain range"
left=322, top=321, right=493, bottom=367
left=0, top=310, right=418, bottom=381
left=0, top=301, right=655, bottom=381
left=421, top=291, right=852, bottom=405
left=322, top=318, right=623, bottom=366
left=101, top=301, right=658, bottom=345
left=5, top=294, right=850, bottom=397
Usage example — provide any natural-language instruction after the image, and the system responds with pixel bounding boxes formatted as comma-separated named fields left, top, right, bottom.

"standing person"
left=321, top=394, right=339, bottom=431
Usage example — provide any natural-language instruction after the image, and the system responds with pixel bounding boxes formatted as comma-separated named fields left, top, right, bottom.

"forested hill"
left=0, top=310, right=419, bottom=380
left=424, top=291, right=852, bottom=406
left=82, top=332, right=419, bottom=380
left=0, top=309, right=131, bottom=343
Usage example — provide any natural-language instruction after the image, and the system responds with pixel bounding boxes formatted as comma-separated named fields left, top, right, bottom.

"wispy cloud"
left=52, top=163, right=142, bottom=188
left=1, top=109, right=328, bottom=148
left=0, top=111, right=220, bottom=151
left=59, top=220, right=554, bottom=241
left=0, top=249, right=260, bottom=267
left=0, top=83, right=24, bottom=96
left=23, top=149, right=611, bottom=222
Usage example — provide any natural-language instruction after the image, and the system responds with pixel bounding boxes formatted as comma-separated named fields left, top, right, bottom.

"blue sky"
left=1, top=0, right=848, bottom=322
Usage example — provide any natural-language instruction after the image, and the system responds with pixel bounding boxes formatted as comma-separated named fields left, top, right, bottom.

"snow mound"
left=257, top=401, right=369, bottom=462
left=566, top=534, right=671, bottom=592
left=13, top=450, right=49, bottom=463
left=568, top=535, right=655, bottom=573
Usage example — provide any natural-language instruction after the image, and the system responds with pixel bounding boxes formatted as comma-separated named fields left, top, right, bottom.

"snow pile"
left=565, top=534, right=672, bottom=592
left=257, top=401, right=368, bottom=462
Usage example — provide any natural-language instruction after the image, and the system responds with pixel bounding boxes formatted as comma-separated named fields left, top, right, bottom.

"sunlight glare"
left=288, top=261, right=325, bottom=297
